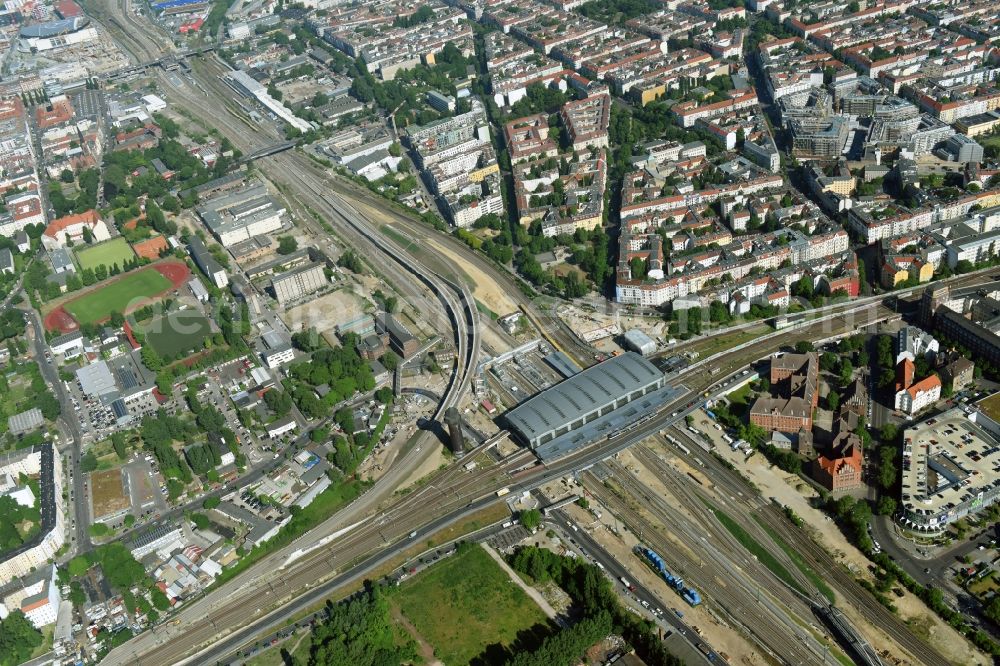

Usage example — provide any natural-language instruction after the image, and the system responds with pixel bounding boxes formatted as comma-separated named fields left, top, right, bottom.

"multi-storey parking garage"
left=900, top=407, right=1000, bottom=533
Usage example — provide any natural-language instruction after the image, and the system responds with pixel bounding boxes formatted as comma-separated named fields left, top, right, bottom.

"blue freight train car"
left=636, top=545, right=701, bottom=607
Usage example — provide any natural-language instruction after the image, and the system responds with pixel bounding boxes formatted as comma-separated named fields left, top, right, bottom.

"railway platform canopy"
left=502, top=352, right=679, bottom=460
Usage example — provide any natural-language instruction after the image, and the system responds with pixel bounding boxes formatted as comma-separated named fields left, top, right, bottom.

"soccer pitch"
left=63, top=270, right=173, bottom=325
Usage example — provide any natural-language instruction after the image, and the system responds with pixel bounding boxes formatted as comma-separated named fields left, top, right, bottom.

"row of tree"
left=507, top=547, right=683, bottom=666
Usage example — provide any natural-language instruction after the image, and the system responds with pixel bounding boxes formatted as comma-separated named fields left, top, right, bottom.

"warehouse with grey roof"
left=503, top=352, right=667, bottom=452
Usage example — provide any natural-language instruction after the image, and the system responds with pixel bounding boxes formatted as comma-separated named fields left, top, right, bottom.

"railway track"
left=654, top=429, right=953, bottom=666
left=81, top=0, right=171, bottom=63
left=581, top=467, right=822, bottom=665
left=759, top=504, right=952, bottom=666
left=602, top=456, right=824, bottom=620
left=108, top=306, right=906, bottom=664
left=629, top=443, right=819, bottom=601
left=108, top=444, right=535, bottom=665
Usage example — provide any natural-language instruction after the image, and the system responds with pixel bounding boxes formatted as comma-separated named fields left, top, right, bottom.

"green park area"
left=0, top=362, right=60, bottom=440
left=138, top=310, right=212, bottom=359
left=74, top=238, right=136, bottom=272
left=393, top=544, right=549, bottom=665
left=63, top=269, right=172, bottom=326
left=0, top=481, right=40, bottom=552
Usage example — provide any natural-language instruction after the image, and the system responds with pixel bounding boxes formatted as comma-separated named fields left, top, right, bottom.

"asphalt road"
left=541, top=501, right=716, bottom=666
left=23, top=308, right=92, bottom=553
left=71, top=6, right=1000, bottom=661
left=103, top=305, right=907, bottom=665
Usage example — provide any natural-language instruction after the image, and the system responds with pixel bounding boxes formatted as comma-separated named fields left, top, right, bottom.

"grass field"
left=967, top=571, right=999, bottom=599
left=75, top=238, right=136, bottom=271
left=726, top=382, right=753, bottom=407
left=394, top=544, right=549, bottom=665
left=64, top=270, right=172, bottom=325
left=978, top=392, right=1000, bottom=422
left=139, top=310, right=212, bottom=359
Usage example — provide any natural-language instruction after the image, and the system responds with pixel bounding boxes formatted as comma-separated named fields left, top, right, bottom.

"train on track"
left=635, top=545, right=702, bottom=606
left=605, top=411, right=658, bottom=441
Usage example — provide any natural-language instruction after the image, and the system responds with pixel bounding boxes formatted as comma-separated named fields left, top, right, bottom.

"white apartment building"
left=947, top=228, right=1000, bottom=268
left=895, top=375, right=942, bottom=416
left=0, top=446, right=65, bottom=586
left=20, top=566, right=59, bottom=628
left=451, top=193, right=505, bottom=228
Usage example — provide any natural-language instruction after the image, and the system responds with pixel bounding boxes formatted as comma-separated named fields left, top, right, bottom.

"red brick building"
left=812, top=444, right=863, bottom=492
left=751, top=352, right=820, bottom=433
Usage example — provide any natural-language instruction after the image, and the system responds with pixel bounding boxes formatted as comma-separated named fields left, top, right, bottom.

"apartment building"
left=672, top=88, right=758, bottom=128
left=559, top=94, right=611, bottom=152
left=504, top=115, right=559, bottom=163
left=0, top=445, right=65, bottom=586
left=894, top=365, right=942, bottom=416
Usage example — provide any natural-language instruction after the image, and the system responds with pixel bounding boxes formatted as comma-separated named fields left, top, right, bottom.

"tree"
left=794, top=340, right=815, bottom=354
left=0, top=611, right=43, bottom=665
left=111, top=432, right=128, bottom=459
left=876, top=496, right=897, bottom=516
left=156, top=373, right=173, bottom=397
left=150, top=587, right=171, bottom=611
left=826, top=390, right=840, bottom=412
left=68, top=581, right=86, bottom=606
left=189, top=512, right=210, bottom=530
left=792, top=275, right=814, bottom=300
left=381, top=351, right=400, bottom=372
left=68, top=556, right=90, bottom=577
left=276, top=235, right=298, bottom=255
left=60, top=169, right=74, bottom=183
left=520, top=509, right=542, bottom=531
left=985, top=595, right=1000, bottom=624
left=80, top=452, right=98, bottom=472
left=264, top=389, right=293, bottom=416
left=305, top=587, right=411, bottom=666
left=880, top=423, right=898, bottom=443
left=337, top=250, right=364, bottom=273
left=141, top=346, right=162, bottom=372
left=877, top=445, right=897, bottom=490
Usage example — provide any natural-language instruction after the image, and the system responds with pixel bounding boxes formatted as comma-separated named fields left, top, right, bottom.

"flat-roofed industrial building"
left=271, top=262, right=327, bottom=305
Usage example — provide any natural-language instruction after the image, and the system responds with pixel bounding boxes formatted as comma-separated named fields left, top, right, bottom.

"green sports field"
left=75, top=238, right=136, bottom=272
left=140, top=310, right=212, bottom=359
left=64, top=270, right=173, bottom=325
